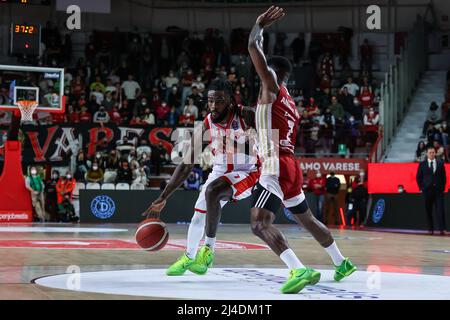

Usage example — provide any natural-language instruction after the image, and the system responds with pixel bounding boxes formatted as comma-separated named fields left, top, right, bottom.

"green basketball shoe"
left=334, top=258, right=357, bottom=282
left=280, top=267, right=321, bottom=294
left=166, top=253, right=194, bottom=276
left=189, top=245, right=215, bottom=275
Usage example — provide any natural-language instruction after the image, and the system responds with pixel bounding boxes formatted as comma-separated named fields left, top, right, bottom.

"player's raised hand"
left=142, top=198, right=167, bottom=219
left=256, top=6, right=285, bottom=28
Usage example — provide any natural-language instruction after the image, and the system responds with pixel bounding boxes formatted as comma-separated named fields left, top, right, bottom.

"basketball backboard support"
left=0, top=64, right=65, bottom=113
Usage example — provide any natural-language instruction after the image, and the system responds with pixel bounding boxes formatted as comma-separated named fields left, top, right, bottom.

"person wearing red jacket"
left=56, top=173, right=76, bottom=210
left=358, top=86, right=374, bottom=108
left=309, top=171, right=327, bottom=222
left=156, top=101, right=170, bottom=125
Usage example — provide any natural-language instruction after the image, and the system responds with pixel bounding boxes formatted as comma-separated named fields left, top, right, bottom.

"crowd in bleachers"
left=417, top=74, right=450, bottom=162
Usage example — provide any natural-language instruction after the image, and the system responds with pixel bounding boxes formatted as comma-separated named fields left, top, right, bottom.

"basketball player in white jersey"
left=144, top=79, right=259, bottom=276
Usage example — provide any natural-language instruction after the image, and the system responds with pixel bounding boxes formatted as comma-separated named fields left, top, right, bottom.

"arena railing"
left=379, top=15, right=427, bottom=160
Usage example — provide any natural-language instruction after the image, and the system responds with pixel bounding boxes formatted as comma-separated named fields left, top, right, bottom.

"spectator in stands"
left=119, top=100, right=132, bottom=124
left=439, top=121, right=450, bottom=152
left=164, top=71, right=179, bottom=97
left=183, top=97, right=199, bottom=120
left=363, top=107, right=380, bottom=146
left=338, top=87, right=355, bottom=116
left=116, top=160, right=133, bottom=184
left=425, top=123, right=441, bottom=145
left=105, top=149, right=120, bottom=171
left=74, top=150, right=90, bottom=182
left=136, top=139, right=152, bottom=158
left=342, top=77, right=360, bottom=97
left=45, top=170, right=60, bottom=222
left=105, top=79, right=116, bottom=94
left=168, top=85, right=182, bottom=110
left=320, top=52, right=334, bottom=78
left=184, top=171, right=201, bottom=190
left=138, top=151, right=152, bottom=177
left=56, top=172, right=76, bottom=213
left=58, top=194, right=79, bottom=223
left=360, top=38, right=373, bottom=76
left=79, top=106, right=92, bottom=123
left=433, top=140, right=446, bottom=162
left=344, top=115, right=361, bottom=155
left=86, top=161, right=104, bottom=183
left=304, top=120, right=320, bottom=157
left=156, top=101, right=170, bottom=125
left=142, top=107, right=156, bottom=125
left=319, top=107, right=335, bottom=156
left=325, top=172, right=341, bottom=225
left=329, top=95, right=345, bottom=124
left=25, top=166, right=47, bottom=222
left=133, top=96, right=149, bottom=117
left=121, top=74, right=141, bottom=111
left=364, top=107, right=379, bottom=126
left=71, top=75, right=85, bottom=98
left=309, top=171, right=326, bottom=222
left=421, top=102, right=441, bottom=138
left=397, top=184, right=406, bottom=194
left=358, top=86, right=374, bottom=109
left=181, top=68, right=194, bottom=106
left=132, top=166, right=148, bottom=188
left=416, top=141, right=427, bottom=162
left=116, top=136, right=135, bottom=156
left=306, top=97, right=320, bottom=122
left=102, top=91, right=116, bottom=112
left=93, top=106, right=110, bottom=125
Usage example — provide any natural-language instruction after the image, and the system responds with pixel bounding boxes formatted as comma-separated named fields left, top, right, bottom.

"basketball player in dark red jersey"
left=248, top=6, right=356, bottom=294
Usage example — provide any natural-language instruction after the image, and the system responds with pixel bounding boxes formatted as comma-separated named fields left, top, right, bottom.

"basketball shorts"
left=194, top=170, right=260, bottom=214
left=251, top=155, right=309, bottom=214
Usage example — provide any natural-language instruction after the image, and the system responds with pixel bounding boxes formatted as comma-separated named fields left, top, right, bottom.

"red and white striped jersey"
left=256, top=85, right=300, bottom=175
left=203, top=111, right=258, bottom=175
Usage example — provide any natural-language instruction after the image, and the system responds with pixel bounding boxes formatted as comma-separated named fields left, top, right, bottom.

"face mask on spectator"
left=31, top=169, right=37, bottom=176
left=142, top=153, right=147, bottom=159
left=96, top=153, right=101, bottom=159
left=316, top=173, right=322, bottom=178
left=93, top=166, right=98, bottom=171
left=52, top=174, right=58, bottom=179
left=142, top=100, right=147, bottom=106
left=398, top=187, right=404, bottom=193
left=66, top=174, right=72, bottom=179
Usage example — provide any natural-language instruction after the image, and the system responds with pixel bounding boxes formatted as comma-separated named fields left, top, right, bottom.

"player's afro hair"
left=267, top=55, right=293, bottom=74
left=208, top=78, right=234, bottom=98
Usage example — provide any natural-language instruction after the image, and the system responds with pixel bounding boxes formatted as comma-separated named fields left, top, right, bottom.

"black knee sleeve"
left=251, top=183, right=282, bottom=213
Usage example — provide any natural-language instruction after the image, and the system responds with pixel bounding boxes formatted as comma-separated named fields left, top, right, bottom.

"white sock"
left=280, top=249, right=305, bottom=270
left=324, top=241, right=345, bottom=266
left=204, top=236, right=216, bottom=251
left=186, top=212, right=206, bottom=259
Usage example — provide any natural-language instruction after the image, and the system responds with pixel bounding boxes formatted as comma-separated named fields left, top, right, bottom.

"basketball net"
left=17, top=100, right=38, bottom=122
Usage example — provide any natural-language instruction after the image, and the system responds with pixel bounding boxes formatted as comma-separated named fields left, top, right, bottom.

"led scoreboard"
left=10, top=23, right=41, bottom=55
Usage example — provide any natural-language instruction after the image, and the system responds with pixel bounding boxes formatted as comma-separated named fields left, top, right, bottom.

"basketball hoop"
left=16, top=100, right=38, bottom=122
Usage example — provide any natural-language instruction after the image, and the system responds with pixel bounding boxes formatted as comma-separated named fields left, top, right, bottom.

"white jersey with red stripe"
left=203, top=111, right=258, bottom=175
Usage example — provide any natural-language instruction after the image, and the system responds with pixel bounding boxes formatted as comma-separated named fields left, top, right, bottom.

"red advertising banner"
left=298, top=158, right=368, bottom=175
left=368, top=163, right=450, bottom=194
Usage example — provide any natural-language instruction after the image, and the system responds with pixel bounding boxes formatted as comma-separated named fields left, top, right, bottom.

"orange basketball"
left=135, top=218, right=169, bottom=251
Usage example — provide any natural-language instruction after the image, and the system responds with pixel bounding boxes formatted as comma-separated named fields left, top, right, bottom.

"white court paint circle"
left=0, top=227, right=128, bottom=233
left=34, top=268, right=450, bottom=300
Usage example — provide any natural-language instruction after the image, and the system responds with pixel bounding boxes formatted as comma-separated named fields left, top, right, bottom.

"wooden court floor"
left=0, top=223, right=449, bottom=300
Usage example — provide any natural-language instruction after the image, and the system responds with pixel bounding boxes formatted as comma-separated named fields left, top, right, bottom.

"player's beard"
left=211, top=107, right=229, bottom=124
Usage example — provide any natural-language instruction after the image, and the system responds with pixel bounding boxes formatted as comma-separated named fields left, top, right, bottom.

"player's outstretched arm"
left=143, top=123, right=205, bottom=217
left=248, top=6, right=285, bottom=93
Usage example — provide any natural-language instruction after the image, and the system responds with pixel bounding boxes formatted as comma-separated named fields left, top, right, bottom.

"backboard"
left=0, top=64, right=65, bottom=113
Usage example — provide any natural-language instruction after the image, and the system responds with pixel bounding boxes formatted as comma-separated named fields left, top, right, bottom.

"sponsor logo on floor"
left=0, top=239, right=269, bottom=250
left=34, top=268, right=450, bottom=300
